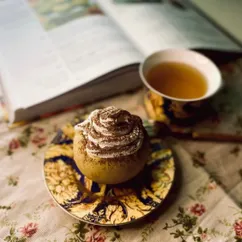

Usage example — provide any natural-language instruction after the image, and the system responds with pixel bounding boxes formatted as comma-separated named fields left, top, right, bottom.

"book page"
left=190, top=0, right=242, bottom=45
left=97, top=0, right=241, bottom=56
left=0, top=0, right=142, bottom=111
left=48, top=16, right=142, bottom=83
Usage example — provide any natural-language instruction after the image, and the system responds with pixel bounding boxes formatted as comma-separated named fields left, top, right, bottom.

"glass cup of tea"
left=139, top=49, right=222, bottom=125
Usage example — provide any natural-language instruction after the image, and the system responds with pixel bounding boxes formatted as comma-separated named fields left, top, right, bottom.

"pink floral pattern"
left=86, top=226, right=106, bottom=242
left=31, top=127, right=47, bottom=146
left=9, top=139, right=20, bottom=151
left=207, top=181, right=217, bottom=190
left=86, top=232, right=106, bottom=242
left=190, top=203, right=206, bottom=216
left=7, top=126, right=48, bottom=155
left=31, top=134, right=47, bottom=146
left=19, top=222, right=38, bottom=238
left=234, top=220, right=242, bottom=239
left=201, top=232, right=207, bottom=240
left=48, top=198, right=57, bottom=208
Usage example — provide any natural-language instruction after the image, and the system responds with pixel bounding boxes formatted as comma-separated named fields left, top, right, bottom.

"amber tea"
left=146, top=62, right=208, bottom=99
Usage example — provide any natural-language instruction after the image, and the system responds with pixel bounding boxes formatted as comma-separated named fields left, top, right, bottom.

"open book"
left=0, top=0, right=241, bottom=124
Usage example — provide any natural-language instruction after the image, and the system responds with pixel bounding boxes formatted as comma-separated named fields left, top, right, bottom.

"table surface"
left=1, top=60, right=242, bottom=242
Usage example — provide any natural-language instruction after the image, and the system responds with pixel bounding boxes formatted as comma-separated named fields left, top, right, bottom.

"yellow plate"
left=43, top=116, right=175, bottom=226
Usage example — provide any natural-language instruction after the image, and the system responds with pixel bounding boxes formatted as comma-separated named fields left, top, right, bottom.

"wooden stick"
left=150, top=121, right=242, bottom=143
left=191, top=132, right=242, bottom=143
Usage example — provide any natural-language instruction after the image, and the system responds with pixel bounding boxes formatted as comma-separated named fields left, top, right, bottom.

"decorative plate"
left=43, top=116, right=175, bottom=226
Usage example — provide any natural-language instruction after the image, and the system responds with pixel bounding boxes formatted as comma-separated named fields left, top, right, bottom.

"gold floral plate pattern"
left=43, top=116, right=175, bottom=226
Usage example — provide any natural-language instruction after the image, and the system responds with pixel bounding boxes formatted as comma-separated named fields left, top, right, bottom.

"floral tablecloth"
left=1, top=61, right=242, bottom=242
left=1, top=0, right=242, bottom=241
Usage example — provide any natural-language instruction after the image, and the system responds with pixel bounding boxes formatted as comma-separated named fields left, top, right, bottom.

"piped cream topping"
left=75, top=106, right=144, bottom=158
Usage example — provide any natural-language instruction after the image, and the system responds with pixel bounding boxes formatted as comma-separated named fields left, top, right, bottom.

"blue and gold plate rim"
left=43, top=116, right=175, bottom=226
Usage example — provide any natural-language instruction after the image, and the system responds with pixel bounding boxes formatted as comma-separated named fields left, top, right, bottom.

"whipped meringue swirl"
left=75, top=106, right=144, bottom=158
